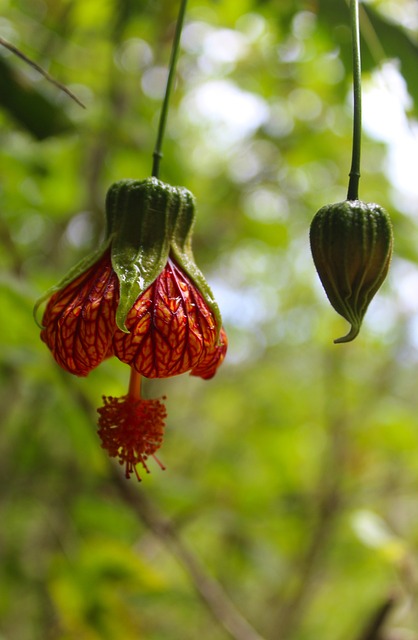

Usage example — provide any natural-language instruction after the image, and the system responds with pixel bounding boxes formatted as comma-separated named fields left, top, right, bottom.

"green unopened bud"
left=309, top=199, right=393, bottom=344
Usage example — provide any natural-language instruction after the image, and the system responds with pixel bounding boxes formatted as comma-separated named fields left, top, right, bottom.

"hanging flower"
left=36, top=177, right=227, bottom=480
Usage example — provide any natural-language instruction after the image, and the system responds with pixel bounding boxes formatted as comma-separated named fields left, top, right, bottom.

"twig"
left=355, top=595, right=396, bottom=640
left=109, top=461, right=266, bottom=640
left=60, top=366, right=266, bottom=640
left=0, top=36, right=85, bottom=108
left=270, top=484, right=342, bottom=639
left=269, top=350, right=348, bottom=639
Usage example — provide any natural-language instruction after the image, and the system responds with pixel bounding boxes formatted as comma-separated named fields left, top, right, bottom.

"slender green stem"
left=347, top=0, right=362, bottom=201
left=152, top=0, right=188, bottom=179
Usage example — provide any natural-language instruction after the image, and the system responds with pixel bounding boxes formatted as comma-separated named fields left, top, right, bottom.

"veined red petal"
left=113, top=258, right=220, bottom=378
left=191, top=327, right=228, bottom=380
left=41, top=251, right=118, bottom=376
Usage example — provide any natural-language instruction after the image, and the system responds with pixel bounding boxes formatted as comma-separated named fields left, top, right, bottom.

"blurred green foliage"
left=1, top=0, right=418, bottom=638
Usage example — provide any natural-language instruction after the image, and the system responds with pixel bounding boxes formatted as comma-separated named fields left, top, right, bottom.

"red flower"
left=41, top=250, right=227, bottom=380
left=37, top=178, right=227, bottom=481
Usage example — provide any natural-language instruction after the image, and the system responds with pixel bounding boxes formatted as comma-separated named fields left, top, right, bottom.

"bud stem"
left=347, top=0, right=362, bottom=202
left=152, top=0, right=188, bottom=179
left=128, top=367, right=142, bottom=401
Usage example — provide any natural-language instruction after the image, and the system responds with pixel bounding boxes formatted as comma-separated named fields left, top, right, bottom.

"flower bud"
left=309, top=199, right=393, bottom=343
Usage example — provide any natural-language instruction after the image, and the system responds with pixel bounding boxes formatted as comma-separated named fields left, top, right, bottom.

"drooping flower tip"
left=97, top=394, right=167, bottom=482
left=191, top=327, right=228, bottom=380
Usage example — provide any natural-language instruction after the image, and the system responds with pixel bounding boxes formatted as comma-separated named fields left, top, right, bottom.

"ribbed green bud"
left=309, top=199, right=393, bottom=344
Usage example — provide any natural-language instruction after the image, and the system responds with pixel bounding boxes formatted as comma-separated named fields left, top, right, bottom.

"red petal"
left=41, top=251, right=119, bottom=376
left=113, top=258, right=219, bottom=378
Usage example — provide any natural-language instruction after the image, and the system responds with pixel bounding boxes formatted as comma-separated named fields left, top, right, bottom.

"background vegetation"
left=1, top=0, right=418, bottom=638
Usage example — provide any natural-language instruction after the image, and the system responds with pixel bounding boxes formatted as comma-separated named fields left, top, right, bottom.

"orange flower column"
left=97, top=370, right=167, bottom=481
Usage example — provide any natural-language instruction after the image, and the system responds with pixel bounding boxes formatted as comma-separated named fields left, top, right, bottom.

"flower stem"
left=128, top=367, right=142, bottom=400
left=152, top=0, right=188, bottom=179
left=347, top=0, right=362, bottom=201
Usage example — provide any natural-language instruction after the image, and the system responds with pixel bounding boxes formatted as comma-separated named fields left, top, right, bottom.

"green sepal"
left=170, top=189, right=222, bottom=337
left=309, top=199, right=393, bottom=344
left=107, top=178, right=182, bottom=332
left=33, top=237, right=112, bottom=328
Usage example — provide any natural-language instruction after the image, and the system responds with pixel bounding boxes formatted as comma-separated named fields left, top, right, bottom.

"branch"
left=355, top=595, right=396, bottom=640
left=57, top=372, right=266, bottom=640
left=0, top=36, right=85, bottom=108
left=109, top=462, right=266, bottom=640
left=270, top=484, right=342, bottom=638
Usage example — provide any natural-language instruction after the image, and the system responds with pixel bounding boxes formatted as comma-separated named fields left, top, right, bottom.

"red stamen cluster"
left=97, top=394, right=167, bottom=481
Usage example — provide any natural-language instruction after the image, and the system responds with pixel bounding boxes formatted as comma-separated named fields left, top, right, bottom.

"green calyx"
left=107, top=177, right=221, bottom=333
left=309, top=199, right=393, bottom=344
left=35, top=177, right=222, bottom=334
left=106, top=178, right=177, bottom=331
left=170, top=185, right=222, bottom=334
